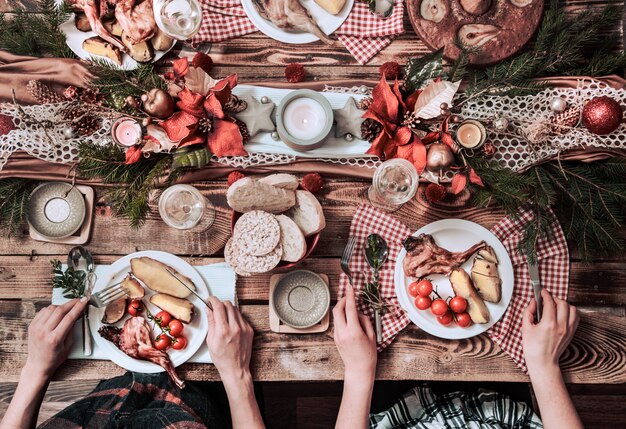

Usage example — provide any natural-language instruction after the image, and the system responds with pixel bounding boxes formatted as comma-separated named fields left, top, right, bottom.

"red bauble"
left=301, top=173, right=324, bottom=194
left=582, top=96, right=623, bottom=135
left=285, top=63, right=306, bottom=83
left=227, top=171, right=245, bottom=186
left=0, top=114, right=15, bottom=136
left=425, top=183, right=447, bottom=203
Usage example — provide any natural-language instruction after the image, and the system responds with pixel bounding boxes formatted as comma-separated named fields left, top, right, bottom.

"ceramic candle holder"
left=276, top=90, right=333, bottom=152
left=111, top=117, right=142, bottom=147
left=455, top=120, right=486, bottom=150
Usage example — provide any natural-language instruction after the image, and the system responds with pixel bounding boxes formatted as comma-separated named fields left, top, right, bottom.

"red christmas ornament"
left=285, top=63, right=306, bottom=83
left=582, top=96, right=623, bottom=135
left=379, top=61, right=401, bottom=80
left=0, top=114, right=15, bottom=136
left=227, top=171, right=246, bottom=186
left=425, top=183, right=447, bottom=203
left=301, top=173, right=324, bottom=194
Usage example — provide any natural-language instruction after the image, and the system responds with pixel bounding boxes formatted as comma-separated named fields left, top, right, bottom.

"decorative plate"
left=394, top=219, right=514, bottom=339
left=407, top=0, right=544, bottom=65
left=89, top=251, right=210, bottom=373
left=241, top=0, right=354, bottom=44
left=27, top=182, right=86, bottom=239
left=271, top=270, right=330, bottom=328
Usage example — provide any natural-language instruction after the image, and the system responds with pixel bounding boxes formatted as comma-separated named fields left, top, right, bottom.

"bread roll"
left=285, top=190, right=326, bottom=237
left=314, top=0, right=347, bottom=15
left=227, top=177, right=296, bottom=213
left=259, top=174, right=299, bottom=190
left=276, top=215, right=307, bottom=262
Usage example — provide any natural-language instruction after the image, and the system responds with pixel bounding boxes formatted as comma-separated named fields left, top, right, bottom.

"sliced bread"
left=227, top=177, right=295, bottom=213
left=259, top=174, right=299, bottom=190
left=285, top=190, right=326, bottom=237
left=276, top=215, right=307, bottom=262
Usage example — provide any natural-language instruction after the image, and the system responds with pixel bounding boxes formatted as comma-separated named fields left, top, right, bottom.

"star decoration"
left=334, top=97, right=365, bottom=138
left=234, top=95, right=276, bottom=137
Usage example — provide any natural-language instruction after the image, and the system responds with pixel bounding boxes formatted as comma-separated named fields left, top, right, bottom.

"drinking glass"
left=158, top=184, right=214, bottom=230
left=153, top=0, right=203, bottom=40
left=368, top=158, right=419, bottom=210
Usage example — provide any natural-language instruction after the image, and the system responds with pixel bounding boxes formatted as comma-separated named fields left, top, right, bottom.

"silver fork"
left=90, top=280, right=128, bottom=308
left=340, top=237, right=357, bottom=286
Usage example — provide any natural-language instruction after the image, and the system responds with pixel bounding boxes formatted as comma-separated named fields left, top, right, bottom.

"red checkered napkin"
left=338, top=205, right=411, bottom=351
left=192, top=0, right=257, bottom=45
left=488, top=207, right=569, bottom=373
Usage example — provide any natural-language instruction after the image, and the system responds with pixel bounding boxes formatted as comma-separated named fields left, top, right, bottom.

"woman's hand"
left=25, top=298, right=88, bottom=380
left=205, top=298, right=255, bottom=383
left=332, top=285, right=377, bottom=382
left=522, top=289, right=579, bottom=376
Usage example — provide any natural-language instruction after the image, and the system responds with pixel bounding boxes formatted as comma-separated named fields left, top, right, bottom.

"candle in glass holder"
left=456, top=120, right=486, bottom=149
left=112, top=118, right=142, bottom=147
left=277, top=90, right=333, bottom=152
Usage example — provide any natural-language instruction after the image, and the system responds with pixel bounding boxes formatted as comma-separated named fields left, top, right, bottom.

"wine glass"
left=158, top=184, right=215, bottom=230
left=153, top=0, right=203, bottom=40
left=368, top=158, right=419, bottom=210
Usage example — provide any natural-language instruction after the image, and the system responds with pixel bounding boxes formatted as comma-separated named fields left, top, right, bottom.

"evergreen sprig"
left=0, top=179, right=39, bottom=234
left=51, top=259, right=86, bottom=299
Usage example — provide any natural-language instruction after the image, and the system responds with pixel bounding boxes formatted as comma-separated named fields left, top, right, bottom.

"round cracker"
left=226, top=237, right=282, bottom=275
left=233, top=210, right=281, bottom=256
left=224, top=238, right=251, bottom=277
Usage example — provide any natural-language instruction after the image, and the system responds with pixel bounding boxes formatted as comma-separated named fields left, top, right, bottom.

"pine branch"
left=0, top=179, right=39, bottom=234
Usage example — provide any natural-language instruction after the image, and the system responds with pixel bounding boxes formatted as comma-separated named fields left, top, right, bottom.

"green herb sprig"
left=51, top=259, right=86, bottom=299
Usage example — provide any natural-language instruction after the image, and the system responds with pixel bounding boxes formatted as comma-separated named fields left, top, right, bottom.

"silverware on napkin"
left=528, top=262, right=543, bottom=322
left=165, top=268, right=213, bottom=310
left=68, top=246, right=96, bottom=356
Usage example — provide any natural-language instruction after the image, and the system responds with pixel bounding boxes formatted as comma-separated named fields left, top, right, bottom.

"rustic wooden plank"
left=0, top=301, right=623, bottom=383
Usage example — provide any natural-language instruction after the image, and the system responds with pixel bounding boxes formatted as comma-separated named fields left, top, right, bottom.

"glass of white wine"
left=158, top=184, right=214, bottom=230
left=153, top=0, right=203, bottom=40
left=368, top=158, right=419, bottom=210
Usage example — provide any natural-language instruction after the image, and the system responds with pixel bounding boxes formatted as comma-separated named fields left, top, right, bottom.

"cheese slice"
left=314, top=0, right=347, bottom=15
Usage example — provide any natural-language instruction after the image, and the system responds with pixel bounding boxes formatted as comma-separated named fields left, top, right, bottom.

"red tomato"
left=154, top=334, right=171, bottom=350
left=168, top=319, right=184, bottom=337
left=127, top=300, right=143, bottom=317
left=437, top=311, right=453, bottom=326
left=416, top=279, right=433, bottom=297
left=415, top=295, right=432, bottom=310
left=431, top=298, right=449, bottom=316
left=449, top=296, right=468, bottom=313
left=155, top=311, right=172, bottom=327
left=408, top=282, right=420, bottom=297
left=455, top=312, right=472, bottom=328
left=172, top=336, right=187, bottom=350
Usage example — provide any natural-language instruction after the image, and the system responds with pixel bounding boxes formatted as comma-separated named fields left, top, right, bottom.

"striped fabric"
left=369, top=385, right=543, bottom=429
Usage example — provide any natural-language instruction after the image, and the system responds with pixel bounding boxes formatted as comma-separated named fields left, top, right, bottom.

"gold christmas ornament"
left=141, top=89, right=175, bottom=119
left=426, top=142, right=455, bottom=172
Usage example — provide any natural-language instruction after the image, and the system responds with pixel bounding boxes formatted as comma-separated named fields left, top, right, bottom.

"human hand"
left=332, top=285, right=377, bottom=383
left=522, top=289, right=579, bottom=376
left=205, top=298, right=254, bottom=384
left=25, top=298, right=88, bottom=380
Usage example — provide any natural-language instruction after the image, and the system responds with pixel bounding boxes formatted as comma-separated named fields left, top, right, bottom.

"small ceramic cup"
left=276, top=90, right=333, bottom=152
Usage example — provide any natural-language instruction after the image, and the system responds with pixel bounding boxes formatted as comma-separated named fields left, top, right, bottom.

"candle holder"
left=111, top=117, right=142, bottom=147
left=455, top=119, right=487, bottom=151
left=276, top=90, right=333, bottom=152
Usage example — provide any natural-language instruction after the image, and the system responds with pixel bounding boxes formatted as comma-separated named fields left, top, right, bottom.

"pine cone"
left=358, top=97, right=373, bottom=110
left=361, top=118, right=383, bottom=142
left=234, top=118, right=250, bottom=143
left=26, top=80, right=65, bottom=104
left=223, top=95, right=248, bottom=113
left=73, top=115, right=100, bottom=136
left=60, top=104, right=88, bottom=122
left=551, top=106, right=582, bottom=135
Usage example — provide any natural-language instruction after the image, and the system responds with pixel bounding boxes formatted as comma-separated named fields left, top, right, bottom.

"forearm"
left=0, top=366, right=49, bottom=429
left=335, top=373, right=374, bottom=429
left=528, top=366, right=583, bottom=429
left=222, top=371, right=265, bottom=429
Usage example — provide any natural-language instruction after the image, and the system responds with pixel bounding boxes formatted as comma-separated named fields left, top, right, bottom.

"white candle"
left=45, top=198, right=71, bottom=223
left=456, top=121, right=485, bottom=148
left=283, top=97, right=327, bottom=141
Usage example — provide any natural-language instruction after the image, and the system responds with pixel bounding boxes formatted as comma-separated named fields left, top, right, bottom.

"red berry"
left=227, top=171, right=245, bottom=186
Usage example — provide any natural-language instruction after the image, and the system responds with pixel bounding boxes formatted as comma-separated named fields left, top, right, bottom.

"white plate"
left=89, top=251, right=209, bottom=373
left=241, top=0, right=354, bottom=44
left=56, top=0, right=176, bottom=70
left=394, top=219, right=514, bottom=340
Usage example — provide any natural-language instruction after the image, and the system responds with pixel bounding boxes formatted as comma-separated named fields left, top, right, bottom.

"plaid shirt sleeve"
left=369, top=385, right=543, bottom=429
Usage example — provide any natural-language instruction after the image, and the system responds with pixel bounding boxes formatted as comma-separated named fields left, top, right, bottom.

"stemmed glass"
left=368, top=158, right=419, bottom=210
left=153, top=0, right=203, bottom=40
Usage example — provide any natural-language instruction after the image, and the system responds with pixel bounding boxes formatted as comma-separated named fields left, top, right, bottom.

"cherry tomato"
left=408, top=282, right=420, bottom=297
left=155, top=311, right=172, bottom=327
left=431, top=298, right=449, bottom=316
left=172, top=336, right=187, bottom=350
left=168, top=319, right=184, bottom=337
left=415, top=295, right=432, bottom=310
left=127, top=300, right=143, bottom=317
left=416, top=279, right=433, bottom=297
left=437, top=311, right=453, bottom=326
left=154, top=334, right=171, bottom=350
left=455, top=312, right=472, bottom=328
left=449, top=296, right=468, bottom=314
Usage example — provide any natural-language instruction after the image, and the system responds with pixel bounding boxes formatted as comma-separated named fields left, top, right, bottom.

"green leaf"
left=171, top=147, right=212, bottom=170
left=403, top=50, right=446, bottom=92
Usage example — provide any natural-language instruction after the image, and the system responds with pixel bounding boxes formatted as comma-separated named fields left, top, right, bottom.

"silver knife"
left=165, top=268, right=213, bottom=310
left=528, top=263, right=543, bottom=322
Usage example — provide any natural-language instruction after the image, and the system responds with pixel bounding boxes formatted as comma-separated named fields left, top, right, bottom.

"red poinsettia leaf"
left=393, top=126, right=413, bottom=146
left=203, top=93, right=225, bottom=119
left=124, top=145, right=142, bottom=165
left=191, top=52, right=213, bottom=74
left=384, top=140, right=397, bottom=159
left=365, top=132, right=391, bottom=158
left=207, top=119, right=247, bottom=157
left=405, top=90, right=422, bottom=113
left=210, top=74, right=238, bottom=105
left=392, top=79, right=406, bottom=112
left=164, top=71, right=175, bottom=81
left=369, top=75, right=400, bottom=125
left=469, top=168, right=484, bottom=187
left=178, top=132, right=205, bottom=148
left=441, top=116, right=450, bottom=133
left=441, top=132, right=455, bottom=148
left=451, top=173, right=468, bottom=195
left=160, top=111, right=199, bottom=142
left=422, top=131, right=440, bottom=145
left=396, top=142, right=415, bottom=163
left=172, top=57, right=189, bottom=79
left=176, top=87, right=205, bottom=117
left=363, top=109, right=397, bottom=138
left=412, top=140, right=427, bottom=174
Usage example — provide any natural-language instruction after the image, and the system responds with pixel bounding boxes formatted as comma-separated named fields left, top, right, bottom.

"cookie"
left=233, top=210, right=281, bottom=256
left=225, top=238, right=282, bottom=276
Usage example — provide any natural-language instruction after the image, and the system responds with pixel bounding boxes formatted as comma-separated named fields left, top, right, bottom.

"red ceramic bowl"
left=231, top=211, right=321, bottom=269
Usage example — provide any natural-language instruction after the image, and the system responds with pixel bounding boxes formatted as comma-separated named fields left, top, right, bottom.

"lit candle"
left=456, top=120, right=486, bottom=149
left=283, top=97, right=327, bottom=141
left=112, top=118, right=142, bottom=147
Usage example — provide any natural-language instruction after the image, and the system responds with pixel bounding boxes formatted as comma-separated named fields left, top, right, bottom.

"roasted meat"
left=71, top=0, right=127, bottom=51
left=253, top=0, right=338, bottom=46
left=114, top=0, right=157, bottom=43
left=402, top=234, right=487, bottom=279
left=99, top=316, right=185, bottom=389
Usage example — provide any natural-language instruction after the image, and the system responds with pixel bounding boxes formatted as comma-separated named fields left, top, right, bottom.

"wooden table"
left=0, top=0, right=625, bottom=389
